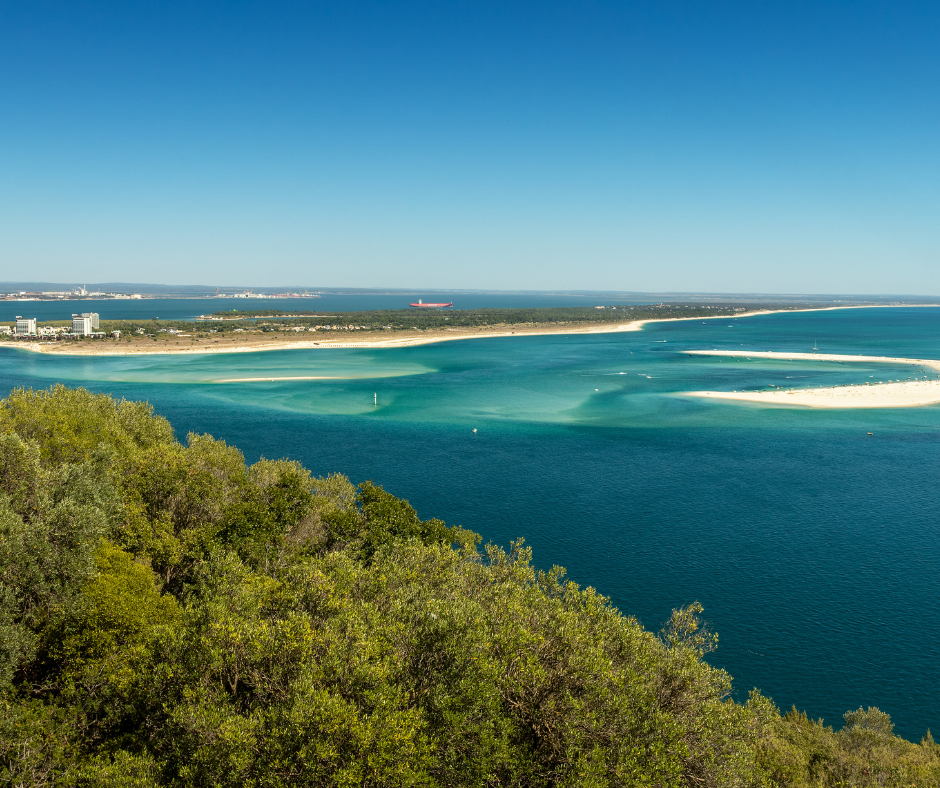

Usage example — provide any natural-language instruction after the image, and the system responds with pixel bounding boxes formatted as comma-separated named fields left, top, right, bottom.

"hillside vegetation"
left=1, top=386, right=937, bottom=787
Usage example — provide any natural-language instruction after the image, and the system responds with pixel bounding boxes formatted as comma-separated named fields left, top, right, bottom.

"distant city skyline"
left=3, top=282, right=938, bottom=305
left=2, top=2, right=938, bottom=293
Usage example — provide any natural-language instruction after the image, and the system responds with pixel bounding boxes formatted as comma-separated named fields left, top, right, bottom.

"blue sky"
left=2, top=1, right=938, bottom=293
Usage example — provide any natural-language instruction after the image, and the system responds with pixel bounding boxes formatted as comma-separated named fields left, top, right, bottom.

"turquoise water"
left=2, top=306, right=939, bottom=738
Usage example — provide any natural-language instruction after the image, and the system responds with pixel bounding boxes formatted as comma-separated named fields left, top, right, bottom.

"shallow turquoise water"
left=2, top=306, right=939, bottom=738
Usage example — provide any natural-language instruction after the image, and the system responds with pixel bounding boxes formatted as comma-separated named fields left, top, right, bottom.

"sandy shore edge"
left=6, top=320, right=648, bottom=357
left=683, top=350, right=940, bottom=409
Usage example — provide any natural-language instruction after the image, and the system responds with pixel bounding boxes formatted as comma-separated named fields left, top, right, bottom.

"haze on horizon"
left=2, top=2, right=938, bottom=294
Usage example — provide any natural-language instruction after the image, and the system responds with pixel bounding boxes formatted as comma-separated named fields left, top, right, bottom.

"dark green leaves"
left=2, top=386, right=936, bottom=787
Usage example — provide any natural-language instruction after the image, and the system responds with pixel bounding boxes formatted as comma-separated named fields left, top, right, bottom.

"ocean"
left=1, top=305, right=938, bottom=739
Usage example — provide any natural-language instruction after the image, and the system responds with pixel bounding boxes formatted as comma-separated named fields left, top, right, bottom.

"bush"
left=1, top=386, right=937, bottom=787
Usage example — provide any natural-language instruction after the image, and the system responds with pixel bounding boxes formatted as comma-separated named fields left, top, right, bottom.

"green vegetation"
left=0, top=304, right=825, bottom=344
left=1, top=385, right=937, bottom=786
left=202, top=303, right=788, bottom=331
left=67, top=304, right=814, bottom=345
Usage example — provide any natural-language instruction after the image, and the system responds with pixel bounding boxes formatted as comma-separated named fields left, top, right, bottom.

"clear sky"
left=2, top=1, right=938, bottom=293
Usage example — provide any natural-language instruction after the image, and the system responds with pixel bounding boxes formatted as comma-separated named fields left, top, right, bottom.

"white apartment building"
left=72, top=314, right=93, bottom=335
left=15, top=316, right=37, bottom=336
left=81, top=312, right=100, bottom=329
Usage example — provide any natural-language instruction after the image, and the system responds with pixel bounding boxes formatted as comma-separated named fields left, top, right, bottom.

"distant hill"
left=2, top=283, right=937, bottom=303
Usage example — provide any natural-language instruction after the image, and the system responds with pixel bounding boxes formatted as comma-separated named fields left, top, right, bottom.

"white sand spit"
left=212, top=376, right=348, bottom=383
left=684, top=350, right=940, bottom=408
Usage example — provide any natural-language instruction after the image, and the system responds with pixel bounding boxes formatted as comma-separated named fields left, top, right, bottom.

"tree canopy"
left=1, top=385, right=937, bottom=787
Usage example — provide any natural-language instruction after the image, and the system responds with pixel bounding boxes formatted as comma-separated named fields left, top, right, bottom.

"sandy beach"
left=684, top=350, right=940, bottom=408
left=8, top=320, right=648, bottom=357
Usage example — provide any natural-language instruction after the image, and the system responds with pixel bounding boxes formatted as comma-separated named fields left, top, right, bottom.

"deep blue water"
left=1, top=306, right=938, bottom=739
left=1, top=292, right=650, bottom=323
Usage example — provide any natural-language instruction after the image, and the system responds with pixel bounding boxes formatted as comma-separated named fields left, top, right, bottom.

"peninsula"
left=2, top=302, right=853, bottom=356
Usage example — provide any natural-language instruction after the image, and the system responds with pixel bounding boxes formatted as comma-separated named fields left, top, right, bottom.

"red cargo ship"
left=408, top=300, right=453, bottom=307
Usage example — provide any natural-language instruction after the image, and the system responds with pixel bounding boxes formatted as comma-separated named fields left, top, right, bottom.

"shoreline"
left=683, top=350, right=940, bottom=409
left=6, top=303, right=940, bottom=358
left=5, top=319, right=647, bottom=357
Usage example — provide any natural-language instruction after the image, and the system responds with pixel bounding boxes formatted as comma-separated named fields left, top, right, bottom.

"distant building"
left=72, top=314, right=93, bottom=335
left=15, top=316, right=37, bottom=336
left=81, top=312, right=100, bottom=329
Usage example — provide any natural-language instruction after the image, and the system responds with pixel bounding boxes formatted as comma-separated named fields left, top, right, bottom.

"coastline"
left=683, top=350, right=940, bottom=409
left=7, top=320, right=647, bottom=357
left=6, top=302, right=939, bottom=358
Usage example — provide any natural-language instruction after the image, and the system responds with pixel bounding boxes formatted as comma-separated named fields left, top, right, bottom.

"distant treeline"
left=86, top=304, right=795, bottom=340
left=1, top=386, right=938, bottom=786
left=200, top=303, right=802, bottom=330
left=4, top=304, right=823, bottom=340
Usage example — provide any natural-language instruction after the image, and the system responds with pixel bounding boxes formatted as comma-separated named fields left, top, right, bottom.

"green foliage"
left=0, top=384, right=174, bottom=468
left=54, top=543, right=179, bottom=678
left=348, top=480, right=475, bottom=558
left=94, top=303, right=816, bottom=340
left=1, top=385, right=937, bottom=787
left=0, top=430, right=124, bottom=692
left=751, top=701, right=940, bottom=787
left=199, top=303, right=780, bottom=331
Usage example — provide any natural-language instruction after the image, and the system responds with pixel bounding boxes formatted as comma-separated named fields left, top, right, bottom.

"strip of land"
left=213, top=376, right=347, bottom=383
left=212, top=372, right=425, bottom=382
left=7, top=321, right=647, bottom=356
left=6, top=303, right=939, bottom=357
left=3, top=306, right=819, bottom=356
left=684, top=350, right=940, bottom=409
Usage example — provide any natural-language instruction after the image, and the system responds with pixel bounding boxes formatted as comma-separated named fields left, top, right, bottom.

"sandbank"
left=212, top=372, right=422, bottom=383
left=684, top=350, right=940, bottom=409
left=213, top=376, right=347, bottom=383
